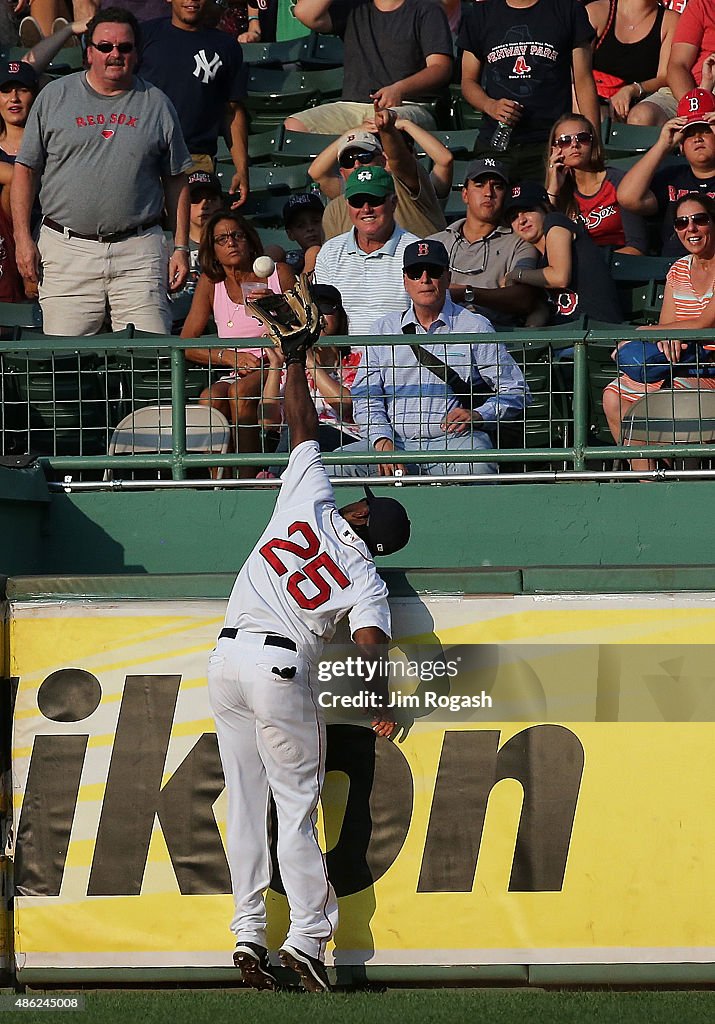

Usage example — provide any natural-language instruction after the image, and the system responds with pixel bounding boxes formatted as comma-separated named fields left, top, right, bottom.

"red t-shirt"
left=672, top=0, right=715, bottom=87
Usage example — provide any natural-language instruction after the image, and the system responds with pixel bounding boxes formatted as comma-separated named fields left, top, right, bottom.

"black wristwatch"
left=463, top=286, right=475, bottom=304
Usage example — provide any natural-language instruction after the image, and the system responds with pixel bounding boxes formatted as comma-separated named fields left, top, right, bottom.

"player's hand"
left=442, top=407, right=478, bottom=435
left=700, top=53, right=715, bottom=93
left=372, top=717, right=396, bottom=739
left=370, top=85, right=404, bottom=111
left=489, top=98, right=523, bottom=126
left=169, top=248, right=189, bottom=292
left=229, top=170, right=249, bottom=209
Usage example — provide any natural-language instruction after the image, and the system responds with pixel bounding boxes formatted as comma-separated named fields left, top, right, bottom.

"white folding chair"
left=106, top=404, right=231, bottom=480
left=623, top=389, right=715, bottom=468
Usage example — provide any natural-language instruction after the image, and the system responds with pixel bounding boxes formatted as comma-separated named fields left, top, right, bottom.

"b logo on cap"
left=8, top=62, right=20, bottom=74
left=417, top=242, right=429, bottom=256
left=512, top=185, right=521, bottom=197
left=690, top=97, right=700, bottom=112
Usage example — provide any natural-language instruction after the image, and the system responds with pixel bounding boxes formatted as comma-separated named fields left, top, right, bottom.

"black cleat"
left=279, top=944, right=331, bottom=992
left=233, top=941, right=279, bottom=991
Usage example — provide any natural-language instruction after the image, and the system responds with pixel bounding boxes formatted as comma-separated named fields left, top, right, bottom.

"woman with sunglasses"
left=503, top=181, right=623, bottom=325
left=545, top=114, right=648, bottom=255
left=182, top=210, right=295, bottom=477
left=603, top=193, right=715, bottom=470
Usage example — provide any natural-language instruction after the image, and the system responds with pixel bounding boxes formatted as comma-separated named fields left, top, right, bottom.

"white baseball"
left=253, top=256, right=276, bottom=278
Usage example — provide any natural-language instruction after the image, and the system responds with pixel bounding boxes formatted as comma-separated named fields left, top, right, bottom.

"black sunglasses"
left=673, top=211, right=712, bottom=230
left=347, top=194, right=388, bottom=208
left=405, top=264, right=446, bottom=280
left=90, top=41, right=135, bottom=53
left=339, top=150, right=375, bottom=169
left=555, top=131, right=593, bottom=147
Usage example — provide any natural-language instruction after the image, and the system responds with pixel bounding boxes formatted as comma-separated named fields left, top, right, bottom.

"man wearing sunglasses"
left=335, top=238, right=530, bottom=478
left=12, top=7, right=192, bottom=336
left=309, top=112, right=446, bottom=241
left=313, top=165, right=419, bottom=334
left=429, top=158, right=540, bottom=327
left=618, top=88, right=715, bottom=257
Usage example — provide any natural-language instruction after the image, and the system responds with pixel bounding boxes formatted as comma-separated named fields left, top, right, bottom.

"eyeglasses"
left=404, top=264, right=445, bottom=280
left=90, top=41, right=135, bottom=53
left=555, top=131, right=593, bottom=147
left=673, top=212, right=712, bottom=230
left=339, top=150, right=375, bottom=169
left=347, top=194, right=387, bottom=209
left=213, top=230, right=247, bottom=246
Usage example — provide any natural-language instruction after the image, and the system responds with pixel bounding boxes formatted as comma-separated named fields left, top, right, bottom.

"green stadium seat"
left=277, top=130, right=338, bottom=164
left=604, top=123, right=662, bottom=157
left=609, top=252, right=675, bottom=282
left=245, top=69, right=320, bottom=133
left=0, top=302, right=42, bottom=335
left=449, top=84, right=483, bottom=131
left=240, top=37, right=312, bottom=68
left=217, top=162, right=310, bottom=195
left=301, top=33, right=345, bottom=69
left=243, top=194, right=293, bottom=225
left=300, top=66, right=344, bottom=101
left=256, top=227, right=293, bottom=253
left=426, top=129, right=476, bottom=159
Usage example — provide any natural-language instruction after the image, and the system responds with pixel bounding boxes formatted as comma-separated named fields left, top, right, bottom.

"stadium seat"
left=426, top=129, right=476, bottom=159
left=256, top=227, right=293, bottom=253
left=276, top=130, right=338, bottom=164
left=242, top=194, right=293, bottom=224
left=0, top=302, right=42, bottom=335
left=240, top=37, right=312, bottom=68
left=245, top=69, right=320, bottom=132
left=449, top=84, right=483, bottom=131
left=604, top=123, right=662, bottom=157
left=301, top=32, right=345, bottom=69
left=609, top=252, right=675, bottom=282
left=105, top=404, right=231, bottom=480
left=217, top=162, right=311, bottom=195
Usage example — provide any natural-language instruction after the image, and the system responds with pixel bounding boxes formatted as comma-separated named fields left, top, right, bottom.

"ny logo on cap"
left=357, top=169, right=372, bottom=182
left=484, top=158, right=496, bottom=167
left=417, top=242, right=430, bottom=255
left=8, top=62, right=20, bottom=74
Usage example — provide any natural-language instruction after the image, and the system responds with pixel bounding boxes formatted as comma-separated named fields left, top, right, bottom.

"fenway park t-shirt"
left=458, top=0, right=595, bottom=145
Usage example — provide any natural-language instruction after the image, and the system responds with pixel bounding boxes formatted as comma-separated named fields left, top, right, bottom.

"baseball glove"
left=245, top=274, right=322, bottom=365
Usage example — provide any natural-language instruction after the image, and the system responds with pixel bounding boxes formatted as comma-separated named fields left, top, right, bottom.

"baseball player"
left=208, top=279, right=411, bottom=993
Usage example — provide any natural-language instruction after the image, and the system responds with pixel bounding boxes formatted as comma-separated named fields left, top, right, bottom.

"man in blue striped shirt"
left=335, top=239, right=531, bottom=477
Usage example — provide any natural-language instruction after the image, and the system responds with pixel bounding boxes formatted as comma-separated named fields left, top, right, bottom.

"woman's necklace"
left=618, top=3, right=654, bottom=33
left=226, top=280, right=245, bottom=329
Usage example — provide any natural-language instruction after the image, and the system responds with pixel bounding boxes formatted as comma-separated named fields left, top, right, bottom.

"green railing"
left=3, top=327, right=715, bottom=484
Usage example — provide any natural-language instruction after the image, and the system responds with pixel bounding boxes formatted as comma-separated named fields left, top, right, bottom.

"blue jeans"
left=331, top=432, right=497, bottom=477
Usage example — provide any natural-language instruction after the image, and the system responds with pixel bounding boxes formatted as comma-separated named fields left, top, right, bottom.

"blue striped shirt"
left=313, top=225, right=419, bottom=335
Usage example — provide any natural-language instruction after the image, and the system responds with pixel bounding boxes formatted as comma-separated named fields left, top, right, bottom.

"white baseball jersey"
left=223, top=440, right=391, bottom=659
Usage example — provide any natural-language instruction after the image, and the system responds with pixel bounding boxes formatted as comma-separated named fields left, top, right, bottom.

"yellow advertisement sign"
left=8, top=595, right=715, bottom=969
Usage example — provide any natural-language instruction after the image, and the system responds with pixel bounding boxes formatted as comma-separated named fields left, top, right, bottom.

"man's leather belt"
left=219, top=628, right=297, bottom=652
left=42, top=216, right=162, bottom=244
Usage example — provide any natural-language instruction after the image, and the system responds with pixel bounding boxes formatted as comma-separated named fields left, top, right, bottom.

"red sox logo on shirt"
left=75, top=112, right=139, bottom=129
left=513, top=56, right=531, bottom=75
left=556, top=291, right=579, bottom=317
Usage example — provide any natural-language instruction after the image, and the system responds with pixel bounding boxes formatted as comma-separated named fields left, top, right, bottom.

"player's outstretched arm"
left=284, top=362, right=320, bottom=449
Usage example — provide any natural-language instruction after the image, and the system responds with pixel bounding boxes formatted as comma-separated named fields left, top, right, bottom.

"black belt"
left=219, top=628, right=297, bottom=652
left=42, top=216, right=162, bottom=244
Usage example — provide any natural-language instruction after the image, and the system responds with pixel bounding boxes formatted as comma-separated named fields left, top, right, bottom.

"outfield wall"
left=5, top=574, right=715, bottom=983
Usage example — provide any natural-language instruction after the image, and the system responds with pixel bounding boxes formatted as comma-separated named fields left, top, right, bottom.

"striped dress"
left=605, top=255, right=715, bottom=404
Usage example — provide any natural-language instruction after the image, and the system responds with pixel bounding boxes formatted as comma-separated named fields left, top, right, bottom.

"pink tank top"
left=212, top=268, right=283, bottom=349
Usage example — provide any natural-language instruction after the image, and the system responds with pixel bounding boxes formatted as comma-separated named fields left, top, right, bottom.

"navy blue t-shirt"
left=539, top=212, right=622, bottom=324
left=139, top=19, right=247, bottom=156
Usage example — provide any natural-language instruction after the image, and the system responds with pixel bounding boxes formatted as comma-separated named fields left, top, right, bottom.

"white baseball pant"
left=208, top=631, right=338, bottom=960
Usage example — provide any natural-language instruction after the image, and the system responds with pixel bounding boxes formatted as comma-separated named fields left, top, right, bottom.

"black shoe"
left=233, top=941, right=278, bottom=991
left=279, top=944, right=331, bottom=992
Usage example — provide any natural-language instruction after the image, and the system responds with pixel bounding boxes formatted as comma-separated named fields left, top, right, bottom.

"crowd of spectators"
left=0, top=0, right=714, bottom=478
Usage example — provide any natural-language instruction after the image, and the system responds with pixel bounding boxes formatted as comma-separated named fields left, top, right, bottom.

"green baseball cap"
left=344, top=166, right=395, bottom=202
